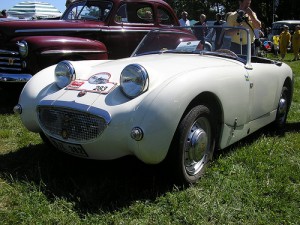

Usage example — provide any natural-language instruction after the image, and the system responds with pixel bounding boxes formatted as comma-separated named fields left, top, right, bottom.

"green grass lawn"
left=0, top=54, right=299, bottom=224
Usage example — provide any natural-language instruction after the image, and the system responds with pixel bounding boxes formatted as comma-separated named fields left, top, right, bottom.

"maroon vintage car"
left=0, top=0, right=179, bottom=83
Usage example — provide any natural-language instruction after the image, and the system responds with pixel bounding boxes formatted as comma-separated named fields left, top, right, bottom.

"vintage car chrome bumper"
left=0, top=73, right=32, bottom=82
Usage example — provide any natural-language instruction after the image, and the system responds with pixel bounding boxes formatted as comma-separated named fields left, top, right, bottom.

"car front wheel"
left=170, top=105, right=217, bottom=184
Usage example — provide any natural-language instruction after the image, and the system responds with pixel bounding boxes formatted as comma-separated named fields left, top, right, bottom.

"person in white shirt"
left=179, top=11, right=190, bottom=27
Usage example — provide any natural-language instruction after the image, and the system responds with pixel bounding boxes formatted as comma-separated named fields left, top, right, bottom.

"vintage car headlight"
left=55, top=61, right=76, bottom=89
left=17, top=41, right=28, bottom=58
left=120, top=64, right=149, bottom=98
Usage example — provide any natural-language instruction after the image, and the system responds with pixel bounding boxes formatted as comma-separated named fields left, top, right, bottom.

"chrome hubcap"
left=185, top=118, right=210, bottom=176
left=278, top=97, right=287, bottom=124
left=278, top=98, right=287, bottom=116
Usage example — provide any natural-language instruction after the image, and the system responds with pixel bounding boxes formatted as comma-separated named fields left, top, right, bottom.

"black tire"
left=168, top=105, right=217, bottom=184
left=39, top=132, right=53, bottom=147
left=274, top=85, right=291, bottom=130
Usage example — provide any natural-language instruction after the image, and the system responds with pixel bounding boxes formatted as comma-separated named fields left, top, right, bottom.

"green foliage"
left=166, top=0, right=300, bottom=27
left=0, top=54, right=299, bottom=224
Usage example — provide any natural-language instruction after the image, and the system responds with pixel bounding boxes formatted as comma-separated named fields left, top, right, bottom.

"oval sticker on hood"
left=66, top=72, right=117, bottom=94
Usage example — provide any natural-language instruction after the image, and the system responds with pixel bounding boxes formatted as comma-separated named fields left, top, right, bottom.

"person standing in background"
left=279, top=25, right=291, bottom=60
left=194, top=14, right=208, bottom=46
left=273, top=35, right=280, bottom=56
left=292, top=25, right=300, bottom=61
left=226, top=0, right=261, bottom=54
left=254, top=28, right=264, bottom=56
left=213, top=13, right=225, bottom=50
left=179, top=11, right=190, bottom=27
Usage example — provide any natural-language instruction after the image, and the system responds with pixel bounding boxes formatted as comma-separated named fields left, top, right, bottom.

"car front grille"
left=0, top=49, right=22, bottom=72
left=38, top=106, right=108, bottom=142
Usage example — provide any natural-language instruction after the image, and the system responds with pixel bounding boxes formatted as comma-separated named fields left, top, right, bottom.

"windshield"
left=132, top=26, right=252, bottom=64
left=62, top=1, right=113, bottom=21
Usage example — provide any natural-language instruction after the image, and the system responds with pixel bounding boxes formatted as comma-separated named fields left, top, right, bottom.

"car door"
left=247, top=63, right=280, bottom=121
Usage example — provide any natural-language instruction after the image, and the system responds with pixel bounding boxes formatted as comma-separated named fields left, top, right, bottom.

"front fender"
left=11, top=36, right=108, bottom=73
left=130, top=66, right=249, bottom=164
left=18, top=60, right=110, bottom=132
left=11, top=36, right=108, bottom=56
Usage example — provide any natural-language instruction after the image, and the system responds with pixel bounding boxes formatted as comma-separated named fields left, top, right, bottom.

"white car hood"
left=39, top=53, right=243, bottom=110
left=69, top=53, right=244, bottom=86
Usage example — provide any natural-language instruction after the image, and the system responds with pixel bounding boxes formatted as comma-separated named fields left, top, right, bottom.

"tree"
left=165, top=0, right=300, bottom=27
left=276, top=0, right=300, bottom=20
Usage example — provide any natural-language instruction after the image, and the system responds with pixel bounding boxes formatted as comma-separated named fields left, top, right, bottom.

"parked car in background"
left=271, top=20, right=300, bottom=36
left=0, top=0, right=179, bottom=84
left=14, top=26, right=294, bottom=184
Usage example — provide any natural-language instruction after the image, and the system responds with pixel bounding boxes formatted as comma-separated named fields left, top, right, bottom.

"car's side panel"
left=248, top=63, right=283, bottom=121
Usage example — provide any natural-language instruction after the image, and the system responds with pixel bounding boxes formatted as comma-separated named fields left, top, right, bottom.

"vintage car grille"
left=38, top=107, right=108, bottom=142
left=0, top=49, right=22, bottom=72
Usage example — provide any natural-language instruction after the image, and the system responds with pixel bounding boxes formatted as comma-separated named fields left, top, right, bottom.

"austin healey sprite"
left=14, top=26, right=294, bottom=184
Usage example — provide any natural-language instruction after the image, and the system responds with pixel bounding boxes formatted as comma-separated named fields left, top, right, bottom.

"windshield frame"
left=131, top=25, right=252, bottom=69
left=61, top=0, right=113, bottom=22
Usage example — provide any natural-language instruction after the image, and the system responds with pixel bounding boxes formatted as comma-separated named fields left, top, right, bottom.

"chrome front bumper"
left=0, top=73, right=32, bottom=82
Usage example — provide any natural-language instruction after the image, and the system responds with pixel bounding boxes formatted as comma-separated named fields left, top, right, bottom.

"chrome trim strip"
left=15, top=28, right=101, bottom=33
left=15, top=28, right=151, bottom=33
left=41, top=49, right=107, bottom=55
left=0, top=56, right=20, bottom=60
left=0, top=49, right=19, bottom=55
left=0, top=73, right=32, bottom=82
left=0, top=66, right=22, bottom=71
left=0, top=62, right=21, bottom=66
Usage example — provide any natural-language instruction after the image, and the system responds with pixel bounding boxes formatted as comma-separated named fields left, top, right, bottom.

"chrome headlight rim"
left=120, top=64, right=149, bottom=99
left=55, top=60, right=76, bottom=89
left=17, top=40, right=28, bottom=58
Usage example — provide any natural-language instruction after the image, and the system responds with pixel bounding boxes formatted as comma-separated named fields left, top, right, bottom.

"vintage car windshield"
left=132, top=26, right=252, bottom=64
left=62, top=1, right=113, bottom=21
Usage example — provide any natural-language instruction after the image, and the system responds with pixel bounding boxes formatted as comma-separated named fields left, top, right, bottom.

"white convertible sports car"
left=14, top=26, right=294, bottom=184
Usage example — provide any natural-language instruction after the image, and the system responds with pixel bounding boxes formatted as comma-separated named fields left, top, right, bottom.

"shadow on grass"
left=0, top=84, right=24, bottom=114
left=285, top=122, right=300, bottom=133
left=0, top=143, right=175, bottom=214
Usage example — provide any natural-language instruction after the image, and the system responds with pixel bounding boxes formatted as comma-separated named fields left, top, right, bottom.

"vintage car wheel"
left=274, top=85, right=290, bottom=129
left=170, top=105, right=216, bottom=184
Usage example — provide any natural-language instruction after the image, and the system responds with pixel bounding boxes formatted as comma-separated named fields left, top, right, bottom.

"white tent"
left=7, top=1, right=62, bottom=19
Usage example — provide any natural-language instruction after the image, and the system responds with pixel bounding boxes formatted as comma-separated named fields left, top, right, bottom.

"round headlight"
left=55, top=61, right=76, bottom=89
left=120, top=64, right=149, bottom=98
left=17, top=41, right=28, bottom=58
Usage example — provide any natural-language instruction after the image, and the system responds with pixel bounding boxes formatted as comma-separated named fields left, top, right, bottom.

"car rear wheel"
left=169, top=105, right=216, bottom=184
left=274, top=85, right=291, bottom=129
